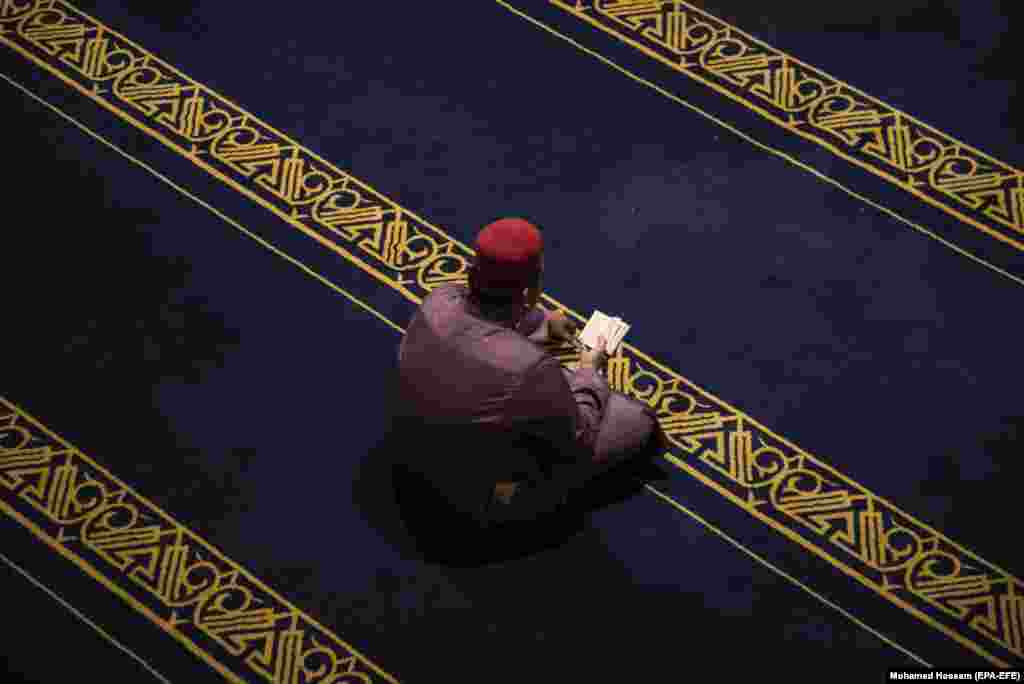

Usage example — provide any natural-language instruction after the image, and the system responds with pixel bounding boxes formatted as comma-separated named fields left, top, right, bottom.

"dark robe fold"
left=393, top=284, right=660, bottom=528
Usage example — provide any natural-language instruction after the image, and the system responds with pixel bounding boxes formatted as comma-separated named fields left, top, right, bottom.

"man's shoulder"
left=416, top=283, right=557, bottom=372
left=423, top=282, right=468, bottom=303
left=415, top=283, right=466, bottom=317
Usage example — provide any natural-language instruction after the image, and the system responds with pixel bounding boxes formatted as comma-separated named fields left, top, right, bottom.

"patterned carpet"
left=2, top=1, right=1022, bottom=681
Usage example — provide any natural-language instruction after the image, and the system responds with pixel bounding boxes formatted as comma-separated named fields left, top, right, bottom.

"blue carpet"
left=2, top=1, right=1022, bottom=680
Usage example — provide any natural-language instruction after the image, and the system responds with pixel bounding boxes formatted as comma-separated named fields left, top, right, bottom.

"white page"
left=578, top=311, right=630, bottom=354
left=578, top=310, right=611, bottom=350
left=607, top=319, right=629, bottom=354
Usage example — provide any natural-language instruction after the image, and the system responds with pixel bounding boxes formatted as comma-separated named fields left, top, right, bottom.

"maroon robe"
left=394, top=284, right=658, bottom=525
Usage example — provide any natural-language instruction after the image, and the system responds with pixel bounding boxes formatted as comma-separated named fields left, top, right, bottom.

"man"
left=392, top=217, right=665, bottom=537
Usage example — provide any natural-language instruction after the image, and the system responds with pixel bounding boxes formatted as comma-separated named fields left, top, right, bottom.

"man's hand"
left=579, top=336, right=609, bottom=371
left=547, top=310, right=577, bottom=343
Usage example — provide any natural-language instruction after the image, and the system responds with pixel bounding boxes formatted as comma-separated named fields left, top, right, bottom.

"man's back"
left=393, top=284, right=581, bottom=524
left=396, top=283, right=548, bottom=424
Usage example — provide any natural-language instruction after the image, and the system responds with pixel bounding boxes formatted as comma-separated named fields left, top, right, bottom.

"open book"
left=577, top=310, right=630, bottom=355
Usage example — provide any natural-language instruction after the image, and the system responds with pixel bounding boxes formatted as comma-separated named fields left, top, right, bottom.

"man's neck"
left=468, top=295, right=522, bottom=329
left=479, top=308, right=521, bottom=328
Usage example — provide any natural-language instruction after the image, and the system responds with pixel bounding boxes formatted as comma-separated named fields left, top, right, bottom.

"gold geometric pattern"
left=606, top=351, right=1024, bottom=668
left=551, top=0, right=1024, bottom=252
left=2, top=0, right=1022, bottom=668
left=0, top=400, right=398, bottom=684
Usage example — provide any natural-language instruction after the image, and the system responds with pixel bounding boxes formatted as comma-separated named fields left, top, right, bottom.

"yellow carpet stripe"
left=2, top=0, right=1019, bottom=667
left=542, top=0, right=1024, bottom=255
left=497, top=0, right=1024, bottom=287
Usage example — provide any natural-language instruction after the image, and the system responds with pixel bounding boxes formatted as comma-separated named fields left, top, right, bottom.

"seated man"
left=392, top=217, right=666, bottom=539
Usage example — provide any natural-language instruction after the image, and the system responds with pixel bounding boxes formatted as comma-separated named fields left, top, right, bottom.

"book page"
left=578, top=310, right=611, bottom=350
left=607, top=319, right=630, bottom=354
left=578, top=311, right=630, bottom=354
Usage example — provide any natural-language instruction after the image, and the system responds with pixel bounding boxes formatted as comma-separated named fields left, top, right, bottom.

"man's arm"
left=510, top=355, right=610, bottom=458
left=517, top=306, right=555, bottom=343
left=485, top=356, right=611, bottom=524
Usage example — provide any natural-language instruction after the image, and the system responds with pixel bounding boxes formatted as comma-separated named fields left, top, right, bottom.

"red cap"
left=470, top=218, right=543, bottom=294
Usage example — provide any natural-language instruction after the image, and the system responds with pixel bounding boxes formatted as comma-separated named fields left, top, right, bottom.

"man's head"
left=468, top=218, right=545, bottom=322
